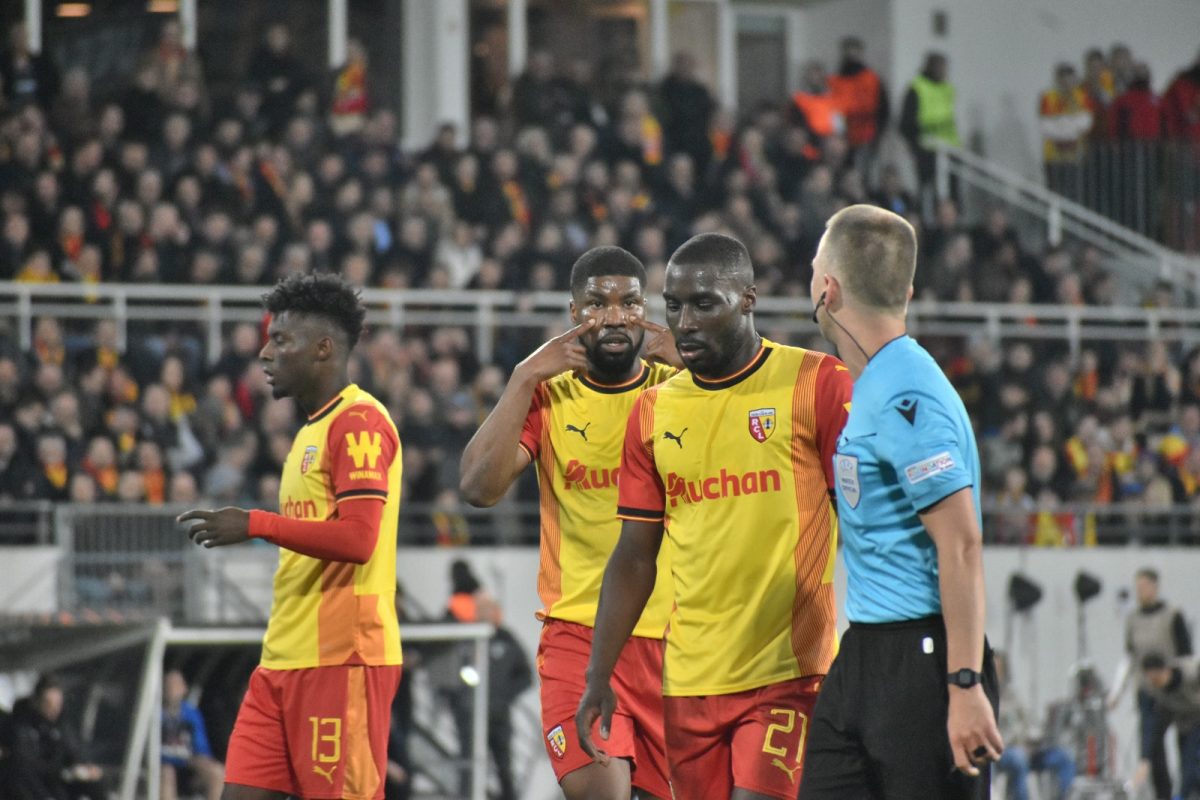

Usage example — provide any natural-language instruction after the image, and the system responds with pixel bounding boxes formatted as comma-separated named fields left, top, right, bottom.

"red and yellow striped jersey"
left=618, top=342, right=851, bottom=695
left=520, top=362, right=676, bottom=639
left=261, top=384, right=403, bottom=669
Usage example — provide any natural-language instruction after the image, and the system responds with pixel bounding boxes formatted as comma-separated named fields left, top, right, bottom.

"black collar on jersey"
left=305, top=394, right=344, bottom=426
left=691, top=345, right=772, bottom=391
left=579, top=363, right=650, bottom=395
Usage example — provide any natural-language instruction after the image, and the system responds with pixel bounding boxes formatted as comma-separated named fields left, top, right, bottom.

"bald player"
left=800, top=205, right=1001, bottom=800
left=578, top=232, right=852, bottom=800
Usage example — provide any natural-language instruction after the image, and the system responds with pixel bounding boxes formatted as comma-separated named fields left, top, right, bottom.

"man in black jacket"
left=478, top=594, right=534, bottom=800
left=658, top=51, right=716, bottom=175
left=7, top=675, right=105, bottom=800
left=1142, top=654, right=1200, bottom=799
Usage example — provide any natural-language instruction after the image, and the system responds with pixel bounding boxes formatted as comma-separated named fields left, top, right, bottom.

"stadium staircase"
left=935, top=142, right=1200, bottom=297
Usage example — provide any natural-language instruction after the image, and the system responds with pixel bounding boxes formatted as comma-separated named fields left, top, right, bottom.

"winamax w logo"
left=563, top=459, right=620, bottom=491
left=665, top=468, right=782, bottom=508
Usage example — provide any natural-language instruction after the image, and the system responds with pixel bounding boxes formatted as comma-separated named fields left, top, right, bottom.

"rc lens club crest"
left=748, top=408, right=776, bottom=443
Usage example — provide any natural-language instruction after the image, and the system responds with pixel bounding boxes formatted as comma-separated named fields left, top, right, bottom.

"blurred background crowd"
left=2, top=18, right=1199, bottom=544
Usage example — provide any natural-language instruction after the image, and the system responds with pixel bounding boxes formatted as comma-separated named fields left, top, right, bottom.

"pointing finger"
left=632, top=317, right=668, bottom=334
left=176, top=510, right=212, bottom=524
left=559, top=320, right=597, bottom=341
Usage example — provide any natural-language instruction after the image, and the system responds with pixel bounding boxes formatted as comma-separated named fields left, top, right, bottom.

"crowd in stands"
left=1038, top=42, right=1200, bottom=157
left=1037, top=43, right=1200, bottom=241
left=1, top=19, right=1199, bottom=544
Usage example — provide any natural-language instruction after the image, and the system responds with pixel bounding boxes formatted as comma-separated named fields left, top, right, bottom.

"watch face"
left=950, top=669, right=977, bottom=686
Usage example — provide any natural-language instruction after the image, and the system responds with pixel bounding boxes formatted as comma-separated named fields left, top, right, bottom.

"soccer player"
left=179, top=273, right=402, bottom=800
left=800, top=204, right=1002, bottom=800
left=460, top=246, right=678, bottom=800
left=577, top=233, right=852, bottom=800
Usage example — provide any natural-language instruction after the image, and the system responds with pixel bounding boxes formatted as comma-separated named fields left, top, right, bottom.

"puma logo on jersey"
left=348, top=409, right=370, bottom=421
left=565, top=422, right=591, bottom=442
left=312, top=764, right=337, bottom=784
left=771, top=758, right=801, bottom=783
left=663, top=428, right=687, bottom=448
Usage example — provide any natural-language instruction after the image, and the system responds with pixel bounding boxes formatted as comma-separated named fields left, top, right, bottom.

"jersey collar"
left=579, top=363, right=650, bottom=395
left=867, top=335, right=908, bottom=365
left=305, top=385, right=353, bottom=425
left=691, top=345, right=772, bottom=391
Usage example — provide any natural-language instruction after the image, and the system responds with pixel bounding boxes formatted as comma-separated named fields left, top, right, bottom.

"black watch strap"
left=947, top=668, right=983, bottom=688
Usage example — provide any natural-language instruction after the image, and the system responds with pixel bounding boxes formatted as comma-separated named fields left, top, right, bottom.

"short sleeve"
left=616, top=392, right=665, bottom=522
left=518, top=384, right=546, bottom=462
left=874, top=389, right=973, bottom=514
left=813, top=356, right=853, bottom=489
left=327, top=404, right=399, bottom=502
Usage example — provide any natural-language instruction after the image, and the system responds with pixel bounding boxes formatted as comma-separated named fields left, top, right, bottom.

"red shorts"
left=537, top=618, right=670, bottom=798
left=665, top=676, right=823, bottom=800
left=225, top=664, right=400, bottom=800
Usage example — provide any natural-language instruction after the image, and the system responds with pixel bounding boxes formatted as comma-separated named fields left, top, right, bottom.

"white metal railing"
left=0, top=615, right=496, bottom=800
left=73, top=620, right=494, bottom=800
left=2, top=282, right=1198, bottom=370
left=935, top=142, right=1200, bottom=292
left=2, top=501, right=1194, bottom=560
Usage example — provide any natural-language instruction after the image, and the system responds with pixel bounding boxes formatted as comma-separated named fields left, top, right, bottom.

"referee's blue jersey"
left=834, top=335, right=981, bottom=624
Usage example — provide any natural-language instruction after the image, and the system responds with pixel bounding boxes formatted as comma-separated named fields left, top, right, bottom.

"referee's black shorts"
left=799, top=615, right=999, bottom=800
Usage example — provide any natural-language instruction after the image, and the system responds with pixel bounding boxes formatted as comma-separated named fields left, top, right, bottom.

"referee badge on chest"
left=835, top=454, right=861, bottom=508
left=300, top=445, right=318, bottom=474
left=748, top=407, right=776, bottom=443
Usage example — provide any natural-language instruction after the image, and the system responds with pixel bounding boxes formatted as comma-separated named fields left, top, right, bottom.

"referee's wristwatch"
left=947, top=668, right=984, bottom=689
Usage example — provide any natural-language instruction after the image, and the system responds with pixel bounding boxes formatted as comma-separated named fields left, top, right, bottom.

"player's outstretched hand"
left=514, top=320, right=595, bottom=383
left=574, top=678, right=617, bottom=766
left=948, top=685, right=1004, bottom=777
left=635, top=318, right=684, bottom=370
left=177, top=507, right=251, bottom=548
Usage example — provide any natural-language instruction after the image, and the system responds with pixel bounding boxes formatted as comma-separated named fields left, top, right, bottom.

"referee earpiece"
left=811, top=291, right=827, bottom=325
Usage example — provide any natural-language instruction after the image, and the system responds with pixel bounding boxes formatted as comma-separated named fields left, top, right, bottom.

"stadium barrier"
left=0, top=618, right=495, bottom=800
left=0, top=502, right=1196, bottom=625
left=4, top=282, right=1200, bottom=369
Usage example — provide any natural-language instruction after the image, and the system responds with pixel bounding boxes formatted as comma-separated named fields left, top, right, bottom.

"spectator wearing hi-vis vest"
left=900, top=51, right=959, bottom=201
left=790, top=60, right=845, bottom=144
left=829, top=37, right=889, bottom=167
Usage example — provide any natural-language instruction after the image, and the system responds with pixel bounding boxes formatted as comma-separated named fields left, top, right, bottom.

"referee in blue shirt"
left=799, top=205, right=1002, bottom=799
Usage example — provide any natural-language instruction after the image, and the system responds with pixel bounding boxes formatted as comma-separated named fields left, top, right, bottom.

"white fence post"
left=1047, top=201, right=1062, bottom=247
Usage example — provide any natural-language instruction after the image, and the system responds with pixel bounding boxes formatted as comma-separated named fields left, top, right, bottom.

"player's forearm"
left=936, top=532, right=987, bottom=672
left=459, top=370, right=538, bottom=506
left=249, top=503, right=381, bottom=564
left=586, top=533, right=658, bottom=685
left=923, top=489, right=987, bottom=672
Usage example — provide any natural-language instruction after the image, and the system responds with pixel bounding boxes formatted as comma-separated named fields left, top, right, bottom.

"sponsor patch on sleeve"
left=904, top=451, right=956, bottom=485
